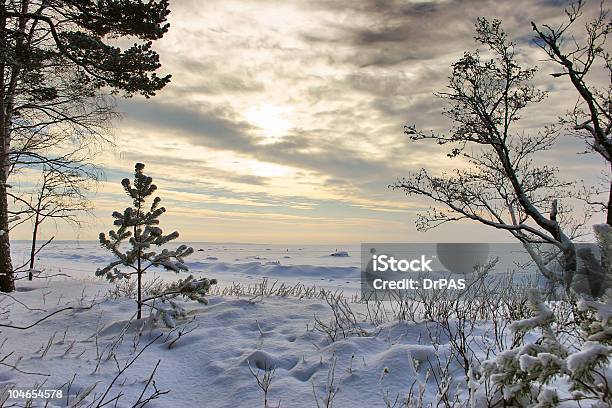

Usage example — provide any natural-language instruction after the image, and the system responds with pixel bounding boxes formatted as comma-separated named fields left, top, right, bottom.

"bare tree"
left=392, top=19, right=584, bottom=291
left=8, top=164, right=94, bottom=278
left=531, top=0, right=611, bottom=225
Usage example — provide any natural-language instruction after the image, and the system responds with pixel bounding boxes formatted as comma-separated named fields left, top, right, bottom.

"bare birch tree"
left=9, top=164, right=94, bottom=278
left=392, top=19, right=583, bottom=290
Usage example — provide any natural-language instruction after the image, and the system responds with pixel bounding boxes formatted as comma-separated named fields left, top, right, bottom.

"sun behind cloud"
left=245, top=104, right=293, bottom=142
left=11, top=0, right=605, bottom=244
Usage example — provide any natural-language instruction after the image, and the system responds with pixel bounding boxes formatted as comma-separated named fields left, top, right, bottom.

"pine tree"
left=0, top=1, right=172, bottom=292
left=97, top=163, right=194, bottom=319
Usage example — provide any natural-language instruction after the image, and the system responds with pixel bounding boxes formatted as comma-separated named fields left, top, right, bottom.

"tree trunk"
left=28, top=214, right=39, bottom=280
left=562, top=244, right=577, bottom=293
left=0, top=3, right=15, bottom=292
left=0, top=110, right=14, bottom=290
left=603, top=177, right=611, bottom=275
left=136, top=231, right=142, bottom=319
left=136, top=203, right=142, bottom=319
left=0, top=118, right=13, bottom=290
left=0, top=89, right=15, bottom=291
left=0, top=169, right=14, bottom=292
left=607, top=179, right=612, bottom=227
left=0, top=46, right=13, bottom=291
left=137, top=264, right=142, bottom=319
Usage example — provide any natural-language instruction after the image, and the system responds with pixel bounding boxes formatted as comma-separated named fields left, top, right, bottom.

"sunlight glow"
left=245, top=104, right=293, bottom=141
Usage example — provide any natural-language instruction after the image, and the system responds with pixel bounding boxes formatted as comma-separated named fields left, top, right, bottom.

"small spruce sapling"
left=97, top=163, right=194, bottom=319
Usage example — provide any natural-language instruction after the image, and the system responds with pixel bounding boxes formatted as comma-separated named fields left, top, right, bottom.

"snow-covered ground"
left=0, top=241, right=604, bottom=407
left=4, top=242, right=425, bottom=407
left=11, top=241, right=363, bottom=292
left=0, top=277, right=464, bottom=407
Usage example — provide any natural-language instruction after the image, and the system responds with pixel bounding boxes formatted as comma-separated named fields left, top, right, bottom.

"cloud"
left=119, top=98, right=398, bottom=185
left=118, top=99, right=258, bottom=150
left=21, top=0, right=602, bottom=243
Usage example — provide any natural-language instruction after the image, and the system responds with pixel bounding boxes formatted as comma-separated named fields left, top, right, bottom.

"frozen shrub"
left=474, top=225, right=612, bottom=407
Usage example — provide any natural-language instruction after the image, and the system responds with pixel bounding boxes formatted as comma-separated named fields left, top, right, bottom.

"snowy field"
left=0, top=278, right=454, bottom=407
left=0, top=242, right=607, bottom=407
left=8, top=241, right=542, bottom=293
left=11, top=241, right=363, bottom=292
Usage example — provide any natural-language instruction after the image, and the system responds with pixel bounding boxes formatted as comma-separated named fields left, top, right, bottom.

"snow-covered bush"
left=474, top=225, right=612, bottom=407
left=145, top=275, right=217, bottom=328
left=96, top=163, right=207, bottom=319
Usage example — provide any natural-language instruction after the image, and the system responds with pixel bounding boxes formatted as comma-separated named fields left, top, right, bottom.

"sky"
left=11, top=0, right=609, bottom=244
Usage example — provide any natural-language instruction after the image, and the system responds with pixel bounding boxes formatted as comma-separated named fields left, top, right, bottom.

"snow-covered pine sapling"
left=474, top=289, right=568, bottom=406
left=96, top=163, right=194, bottom=319
left=144, top=275, right=217, bottom=328
left=474, top=225, right=612, bottom=407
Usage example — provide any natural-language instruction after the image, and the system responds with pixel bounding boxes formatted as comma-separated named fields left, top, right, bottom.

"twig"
left=132, top=360, right=169, bottom=408
left=0, top=306, right=92, bottom=330
left=95, top=334, right=163, bottom=408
